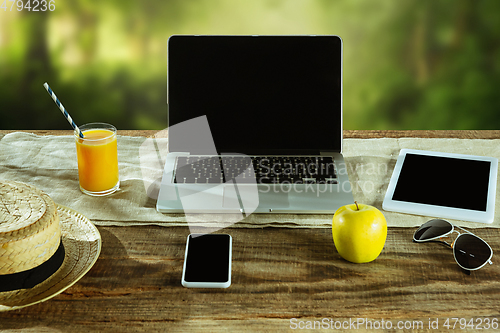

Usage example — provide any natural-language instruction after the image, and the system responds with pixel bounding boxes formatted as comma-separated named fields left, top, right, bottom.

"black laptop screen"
left=168, top=35, right=342, bottom=155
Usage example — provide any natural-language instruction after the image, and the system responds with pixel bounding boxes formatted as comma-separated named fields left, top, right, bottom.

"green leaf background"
left=0, top=0, right=499, bottom=130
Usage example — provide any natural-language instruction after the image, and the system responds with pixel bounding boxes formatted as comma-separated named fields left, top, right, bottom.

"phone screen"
left=183, top=234, right=231, bottom=285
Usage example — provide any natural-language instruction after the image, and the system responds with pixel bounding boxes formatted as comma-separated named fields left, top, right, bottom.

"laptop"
left=157, top=35, right=353, bottom=215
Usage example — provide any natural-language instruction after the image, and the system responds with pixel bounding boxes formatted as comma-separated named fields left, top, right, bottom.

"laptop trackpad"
left=257, top=189, right=289, bottom=208
left=222, top=186, right=289, bottom=209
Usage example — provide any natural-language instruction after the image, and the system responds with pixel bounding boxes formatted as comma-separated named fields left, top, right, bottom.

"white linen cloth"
left=1, top=132, right=499, bottom=229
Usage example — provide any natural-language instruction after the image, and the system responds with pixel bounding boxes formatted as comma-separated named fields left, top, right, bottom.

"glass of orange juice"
left=75, top=123, right=119, bottom=196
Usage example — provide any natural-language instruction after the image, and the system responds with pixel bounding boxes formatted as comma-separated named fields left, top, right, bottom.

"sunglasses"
left=413, top=219, right=493, bottom=273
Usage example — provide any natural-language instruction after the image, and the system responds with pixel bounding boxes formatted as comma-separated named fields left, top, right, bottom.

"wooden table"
left=1, top=130, right=500, bottom=332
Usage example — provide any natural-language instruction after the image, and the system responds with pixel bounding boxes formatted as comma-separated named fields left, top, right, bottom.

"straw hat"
left=0, top=180, right=101, bottom=311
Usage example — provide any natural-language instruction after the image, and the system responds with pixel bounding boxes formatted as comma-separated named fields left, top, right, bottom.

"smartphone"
left=181, top=233, right=232, bottom=288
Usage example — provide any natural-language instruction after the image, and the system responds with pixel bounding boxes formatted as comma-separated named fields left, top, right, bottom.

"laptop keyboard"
left=174, top=156, right=337, bottom=184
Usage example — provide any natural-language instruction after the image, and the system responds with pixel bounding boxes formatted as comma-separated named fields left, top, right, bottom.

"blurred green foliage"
left=0, top=0, right=499, bottom=130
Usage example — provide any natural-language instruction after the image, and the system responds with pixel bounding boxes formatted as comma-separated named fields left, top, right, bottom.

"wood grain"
left=344, top=129, right=500, bottom=139
left=1, top=226, right=499, bottom=332
left=1, top=130, right=500, bottom=332
left=1, top=129, right=500, bottom=139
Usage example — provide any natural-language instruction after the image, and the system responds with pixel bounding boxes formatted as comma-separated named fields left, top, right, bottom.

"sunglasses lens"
left=414, top=219, right=453, bottom=241
left=454, top=234, right=492, bottom=269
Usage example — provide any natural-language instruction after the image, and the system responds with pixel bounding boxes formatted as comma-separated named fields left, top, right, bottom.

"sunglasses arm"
left=413, top=237, right=453, bottom=246
left=455, top=225, right=477, bottom=236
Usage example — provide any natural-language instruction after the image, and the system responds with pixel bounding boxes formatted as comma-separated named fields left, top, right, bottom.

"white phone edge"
left=181, top=233, right=232, bottom=288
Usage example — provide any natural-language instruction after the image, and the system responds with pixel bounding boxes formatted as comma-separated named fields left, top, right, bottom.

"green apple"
left=332, top=202, right=387, bottom=263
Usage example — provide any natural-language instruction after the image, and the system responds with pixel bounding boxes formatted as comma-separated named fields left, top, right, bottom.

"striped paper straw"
left=43, top=82, right=84, bottom=138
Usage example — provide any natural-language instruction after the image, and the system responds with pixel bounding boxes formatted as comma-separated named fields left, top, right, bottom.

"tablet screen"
left=392, top=153, right=491, bottom=212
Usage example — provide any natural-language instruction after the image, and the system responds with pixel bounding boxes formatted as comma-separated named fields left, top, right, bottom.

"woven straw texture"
left=0, top=204, right=101, bottom=311
left=0, top=181, right=61, bottom=274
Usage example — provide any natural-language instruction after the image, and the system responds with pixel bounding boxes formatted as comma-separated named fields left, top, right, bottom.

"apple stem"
left=355, top=201, right=359, bottom=210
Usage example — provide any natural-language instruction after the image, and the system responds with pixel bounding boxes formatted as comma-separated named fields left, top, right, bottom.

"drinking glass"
left=75, top=122, right=119, bottom=196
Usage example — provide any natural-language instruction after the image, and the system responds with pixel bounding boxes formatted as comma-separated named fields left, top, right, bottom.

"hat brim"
left=0, top=205, right=101, bottom=311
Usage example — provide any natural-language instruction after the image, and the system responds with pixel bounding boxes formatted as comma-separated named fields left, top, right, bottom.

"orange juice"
left=75, top=124, right=119, bottom=195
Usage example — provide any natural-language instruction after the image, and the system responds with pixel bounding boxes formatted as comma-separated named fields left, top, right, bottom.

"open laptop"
left=157, top=35, right=353, bottom=214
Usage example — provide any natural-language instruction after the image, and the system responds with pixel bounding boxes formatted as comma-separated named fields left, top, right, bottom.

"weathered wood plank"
left=1, top=129, right=500, bottom=139
left=1, top=226, right=499, bottom=332
left=344, top=129, right=500, bottom=139
left=1, top=130, right=499, bottom=331
left=0, top=129, right=158, bottom=137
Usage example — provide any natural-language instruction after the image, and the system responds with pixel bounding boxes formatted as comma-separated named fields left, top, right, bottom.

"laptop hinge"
left=218, top=149, right=336, bottom=156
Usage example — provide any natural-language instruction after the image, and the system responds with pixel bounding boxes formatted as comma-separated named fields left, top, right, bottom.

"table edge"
left=1, top=129, right=500, bottom=139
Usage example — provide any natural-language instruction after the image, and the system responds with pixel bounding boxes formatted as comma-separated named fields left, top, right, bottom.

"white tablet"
left=383, top=149, right=498, bottom=223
